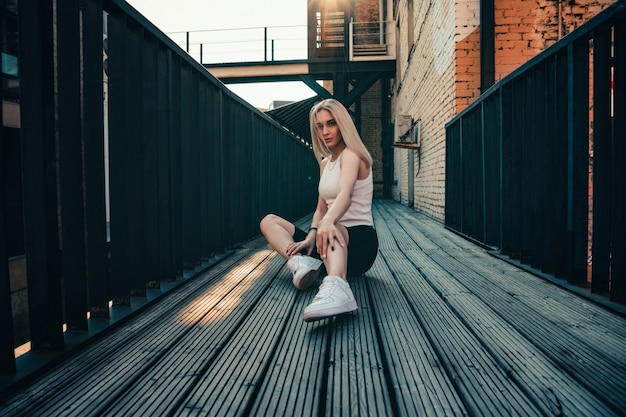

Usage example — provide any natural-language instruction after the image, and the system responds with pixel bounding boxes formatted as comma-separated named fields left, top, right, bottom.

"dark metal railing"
left=170, top=25, right=308, bottom=64
left=0, top=0, right=318, bottom=373
left=445, top=0, right=625, bottom=302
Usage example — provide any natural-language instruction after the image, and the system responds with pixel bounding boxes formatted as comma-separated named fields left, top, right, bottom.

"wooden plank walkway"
left=1, top=200, right=625, bottom=417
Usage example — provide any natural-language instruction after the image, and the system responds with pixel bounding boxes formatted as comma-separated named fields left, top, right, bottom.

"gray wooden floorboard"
left=1, top=200, right=625, bottom=417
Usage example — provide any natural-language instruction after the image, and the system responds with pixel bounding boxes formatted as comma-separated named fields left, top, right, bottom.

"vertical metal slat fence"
left=445, top=0, right=626, bottom=302
left=0, top=0, right=318, bottom=373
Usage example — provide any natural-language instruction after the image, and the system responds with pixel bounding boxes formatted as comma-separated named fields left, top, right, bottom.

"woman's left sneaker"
left=287, top=255, right=323, bottom=290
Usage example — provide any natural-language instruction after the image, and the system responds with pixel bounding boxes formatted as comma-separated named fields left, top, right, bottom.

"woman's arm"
left=316, top=149, right=361, bottom=257
left=285, top=161, right=328, bottom=257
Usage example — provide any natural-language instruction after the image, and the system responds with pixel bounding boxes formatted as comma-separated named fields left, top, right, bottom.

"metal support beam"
left=298, top=75, right=332, bottom=99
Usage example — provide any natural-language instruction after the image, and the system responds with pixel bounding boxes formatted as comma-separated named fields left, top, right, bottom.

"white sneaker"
left=287, top=255, right=323, bottom=290
left=303, top=276, right=358, bottom=322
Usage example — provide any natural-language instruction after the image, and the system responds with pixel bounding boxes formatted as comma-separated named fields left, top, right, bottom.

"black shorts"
left=293, top=224, right=378, bottom=277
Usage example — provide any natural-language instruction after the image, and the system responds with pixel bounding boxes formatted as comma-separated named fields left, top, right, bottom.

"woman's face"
left=315, top=109, right=343, bottom=150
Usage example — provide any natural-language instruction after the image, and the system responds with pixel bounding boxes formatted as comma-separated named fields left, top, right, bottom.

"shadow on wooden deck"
left=1, top=200, right=625, bottom=416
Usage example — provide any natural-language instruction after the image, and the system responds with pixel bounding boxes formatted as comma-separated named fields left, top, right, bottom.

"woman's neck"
left=329, top=144, right=346, bottom=161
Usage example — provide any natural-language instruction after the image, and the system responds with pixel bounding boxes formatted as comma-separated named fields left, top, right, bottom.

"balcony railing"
left=0, top=0, right=318, bottom=373
left=169, top=25, right=308, bottom=65
left=167, top=20, right=397, bottom=66
left=349, top=20, right=396, bottom=61
left=445, top=0, right=625, bottom=302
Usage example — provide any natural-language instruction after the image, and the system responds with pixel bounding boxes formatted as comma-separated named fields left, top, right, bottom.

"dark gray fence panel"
left=57, top=0, right=88, bottom=331
left=156, top=46, right=176, bottom=283
left=444, top=122, right=461, bottom=231
left=612, top=19, right=626, bottom=302
left=541, top=56, right=558, bottom=275
left=592, top=28, right=612, bottom=294
left=552, top=50, right=570, bottom=278
left=82, top=0, right=109, bottom=318
left=0, top=87, right=14, bottom=372
left=125, top=21, right=147, bottom=297
left=170, top=55, right=184, bottom=277
left=461, top=109, right=484, bottom=242
left=142, top=34, right=160, bottom=287
left=482, top=93, right=501, bottom=248
left=17, top=0, right=65, bottom=352
left=107, top=10, right=131, bottom=303
left=567, top=39, right=590, bottom=283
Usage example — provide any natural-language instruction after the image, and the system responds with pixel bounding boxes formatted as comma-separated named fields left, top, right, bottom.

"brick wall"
left=359, top=81, right=385, bottom=198
left=355, top=0, right=382, bottom=22
left=455, top=0, right=481, bottom=113
left=392, top=0, right=464, bottom=221
left=494, top=0, right=615, bottom=81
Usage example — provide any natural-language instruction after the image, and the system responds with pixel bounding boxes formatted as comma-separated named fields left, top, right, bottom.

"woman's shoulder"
left=343, top=148, right=369, bottom=169
left=341, top=149, right=370, bottom=179
left=341, top=148, right=360, bottom=162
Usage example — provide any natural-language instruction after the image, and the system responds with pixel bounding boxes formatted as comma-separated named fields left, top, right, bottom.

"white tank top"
left=318, top=154, right=374, bottom=227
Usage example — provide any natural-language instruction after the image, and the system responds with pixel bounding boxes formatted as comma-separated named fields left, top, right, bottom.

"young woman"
left=260, top=99, right=378, bottom=322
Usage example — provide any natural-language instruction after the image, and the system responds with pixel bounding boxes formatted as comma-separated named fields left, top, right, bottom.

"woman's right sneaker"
left=287, top=255, right=323, bottom=290
left=303, top=276, right=358, bottom=322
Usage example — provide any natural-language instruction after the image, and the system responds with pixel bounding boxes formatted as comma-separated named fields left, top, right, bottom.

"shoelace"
left=314, top=280, right=338, bottom=300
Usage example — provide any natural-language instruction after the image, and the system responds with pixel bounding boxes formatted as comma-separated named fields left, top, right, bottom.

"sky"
left=126, top=0, right=316, bottom=109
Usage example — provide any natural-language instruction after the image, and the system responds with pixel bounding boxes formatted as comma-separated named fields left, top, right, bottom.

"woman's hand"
left=316, top=218, right=346, bottom=259
left=285, top=234, right=316, bottom=257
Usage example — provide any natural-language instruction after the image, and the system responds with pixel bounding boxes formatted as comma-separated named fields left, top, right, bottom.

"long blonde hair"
left=309, top=99, right=373, bottom=167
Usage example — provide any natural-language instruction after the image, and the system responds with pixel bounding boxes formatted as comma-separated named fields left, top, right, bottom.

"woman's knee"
left=260, top=213, right=288, bottom=234
left=260, top=214, right=277, bottom=232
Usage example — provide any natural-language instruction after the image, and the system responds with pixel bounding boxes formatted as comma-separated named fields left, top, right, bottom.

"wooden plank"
left=365, top=257, right=468, bottom=416
left=404, top=205, right=626, bottom=342
left=428, top=250, right=626, bottom=413
left=403, top=248, right=618, bottom=417
left=325, top=277, right=394, bottom=417
left=387, top=200, right=626, bottom=342
left=248, top=283, right=328, bottom=417
left=95, top=250, right=282, bottom=416
left=379, top=250, right=543, bottom=416
left=0, top=249, right=262, bottom=416
left=378, top=201, right=626, bottom=414
left=171, top=261, right=296, bottom=416
left=2, top=202, right=626, bottom=417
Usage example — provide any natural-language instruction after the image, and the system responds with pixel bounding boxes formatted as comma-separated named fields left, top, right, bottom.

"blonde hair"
left=309, top=99, right=373, bottom=167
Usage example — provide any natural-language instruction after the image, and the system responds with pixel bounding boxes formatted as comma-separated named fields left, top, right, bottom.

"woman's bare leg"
left=260, top=214, right=296, bottom=259
left=321, top=224, right=349, bottom=280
